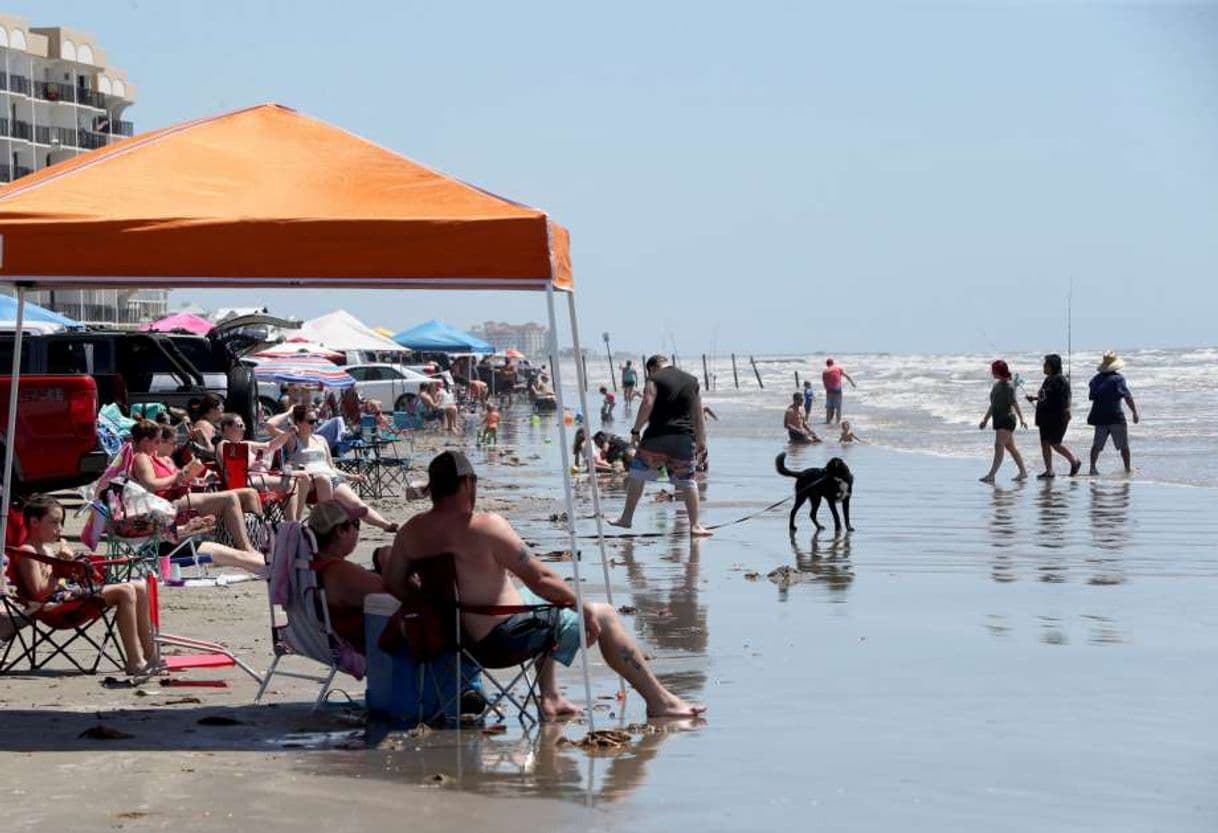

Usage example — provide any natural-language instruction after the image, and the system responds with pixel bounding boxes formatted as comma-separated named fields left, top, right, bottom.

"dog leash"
left=557, top=473, right=836, bottom=539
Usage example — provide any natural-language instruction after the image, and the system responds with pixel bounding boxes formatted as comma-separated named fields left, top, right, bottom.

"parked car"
left=344, top=363, right=434, bottom=412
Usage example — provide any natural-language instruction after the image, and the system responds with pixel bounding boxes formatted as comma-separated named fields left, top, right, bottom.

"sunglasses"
left=300, top=418, right=318, bottom=425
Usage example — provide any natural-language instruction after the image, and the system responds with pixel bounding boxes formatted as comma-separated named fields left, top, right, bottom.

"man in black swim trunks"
left=610, top=354, right=712, bottom=537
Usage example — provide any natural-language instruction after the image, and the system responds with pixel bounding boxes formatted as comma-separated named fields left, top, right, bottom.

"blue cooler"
left=363, top=593, right=481, bottom=727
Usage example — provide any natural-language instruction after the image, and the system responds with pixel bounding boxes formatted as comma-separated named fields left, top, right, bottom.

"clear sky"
left=16, top=1, right=1218, bottom=355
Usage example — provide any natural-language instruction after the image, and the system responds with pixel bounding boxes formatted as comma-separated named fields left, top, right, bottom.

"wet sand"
left=2, top=416, right=1216, bottom=831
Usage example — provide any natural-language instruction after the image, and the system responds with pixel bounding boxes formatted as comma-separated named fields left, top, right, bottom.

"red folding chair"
left=1, top=546, right=132, bottom=674
left=145, top=572, right=262, bottom=683
left=220, top=442, right=295, bottom=528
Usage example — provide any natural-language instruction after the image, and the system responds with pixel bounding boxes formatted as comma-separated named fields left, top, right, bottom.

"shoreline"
left=2, top=414, right=1216, bottom=831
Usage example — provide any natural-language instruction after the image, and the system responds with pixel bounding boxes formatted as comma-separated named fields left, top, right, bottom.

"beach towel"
left=269, top=522, right=365, bottom=680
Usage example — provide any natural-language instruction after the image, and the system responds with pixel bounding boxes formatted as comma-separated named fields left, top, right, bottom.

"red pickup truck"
left=0, top=374, right=106, bottom=495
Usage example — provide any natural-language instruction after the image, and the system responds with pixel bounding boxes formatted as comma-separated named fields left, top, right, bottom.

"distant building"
left=470, top=321, right=549, bottom=357
left=0, top=14, right=156, bottom=327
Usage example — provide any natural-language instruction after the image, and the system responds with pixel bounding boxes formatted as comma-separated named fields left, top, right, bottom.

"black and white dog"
left=775, top=453, right=854, bottom=533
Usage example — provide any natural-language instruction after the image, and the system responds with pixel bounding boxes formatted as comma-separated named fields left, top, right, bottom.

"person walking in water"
left=621, top=361, right=639, bottom=413
left=1028, top=353, right=1080, bottom=479
left=978, top=359, right=1028, bottom=483
left=610, top=354, right=712, bottom=537
left=1087, top=351, right=1139, bottom=476
left=802, top=380, right=815, bottom=419
left=822, top=358, right=856, bottom=425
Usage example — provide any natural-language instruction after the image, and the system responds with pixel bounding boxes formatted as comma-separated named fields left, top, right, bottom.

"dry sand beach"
left=2, top=408, right=1216, bottom=832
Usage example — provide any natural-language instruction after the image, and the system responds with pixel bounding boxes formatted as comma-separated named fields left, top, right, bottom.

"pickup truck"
left=0, top=373, right=106, bottom=494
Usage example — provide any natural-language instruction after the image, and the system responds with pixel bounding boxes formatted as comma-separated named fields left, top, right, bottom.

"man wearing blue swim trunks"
left=386, top=450, right=705, bottom=720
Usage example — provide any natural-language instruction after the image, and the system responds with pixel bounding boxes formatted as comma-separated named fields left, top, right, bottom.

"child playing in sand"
left=839, top=420, right=864, bottom=444
left=14, top=494, right=159, bottom=678
left=599, top=386, right=616, bottom=421
left=479, top=403, right=501, bottom=446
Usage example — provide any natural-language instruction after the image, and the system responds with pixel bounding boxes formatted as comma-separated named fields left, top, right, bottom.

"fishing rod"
left=1067, top=280, right=1073, bottom=385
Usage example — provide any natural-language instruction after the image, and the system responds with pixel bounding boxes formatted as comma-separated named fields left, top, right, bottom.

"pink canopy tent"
left=139, top=312, right=213, bottom=334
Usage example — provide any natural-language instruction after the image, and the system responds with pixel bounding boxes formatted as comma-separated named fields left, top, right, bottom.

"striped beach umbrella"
left=253, top=357, right=355, bottom=388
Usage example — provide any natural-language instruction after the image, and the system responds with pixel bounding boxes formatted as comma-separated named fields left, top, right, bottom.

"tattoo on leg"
left=618, top=647, right=644, bottom=672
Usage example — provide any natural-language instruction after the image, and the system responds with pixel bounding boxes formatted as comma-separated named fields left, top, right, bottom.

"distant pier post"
left=731, top=354, right=740, bottom=389
left=750, top=356, right=764, bottom=388
left=701, top=354, right=710, bottom=391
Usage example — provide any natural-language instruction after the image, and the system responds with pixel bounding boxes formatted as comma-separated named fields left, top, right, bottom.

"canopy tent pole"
left=565, top=291, right=615, bottom=606
left=545, top=283, right=596, bottom=730
left=0, top=284, right=27, bottom=590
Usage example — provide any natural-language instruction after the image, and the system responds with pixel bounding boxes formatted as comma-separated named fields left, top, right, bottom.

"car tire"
left=226, top=365, right=258, bottom=439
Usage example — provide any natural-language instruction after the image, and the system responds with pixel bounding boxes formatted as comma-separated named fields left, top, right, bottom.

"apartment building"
left=470, top=321, right=549, bottom=357
left=0, top=14, right=160, bottom=327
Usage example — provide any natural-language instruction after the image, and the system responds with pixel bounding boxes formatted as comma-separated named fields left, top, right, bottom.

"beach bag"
left=121, top=480, right=178, bottom=526
left=378, top=553, right=458, bottom=662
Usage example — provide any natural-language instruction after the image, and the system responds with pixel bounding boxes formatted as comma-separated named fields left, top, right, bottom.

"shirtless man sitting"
left=784, top=392, right=821, bottom=444
left=385, top=451, right=705, bottom=721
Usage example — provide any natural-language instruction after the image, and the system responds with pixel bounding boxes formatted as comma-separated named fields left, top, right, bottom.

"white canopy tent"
left=297, top=310, right=408, bottom=356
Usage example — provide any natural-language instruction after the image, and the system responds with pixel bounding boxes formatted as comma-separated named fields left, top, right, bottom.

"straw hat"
left=1096, top=350, right=1125, bottom=373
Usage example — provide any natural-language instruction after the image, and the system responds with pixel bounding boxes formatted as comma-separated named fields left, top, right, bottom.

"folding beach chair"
left=381, top=553, right=556, bottom=728
left=144, top=573, right=262, bottom=683
left=219, top=441, right=295, bottom=529
left=90, top=482, right=213, bottom=579
left=1, top=546, right=131, bottom=674
left=255, top=522, right=364, bottom=708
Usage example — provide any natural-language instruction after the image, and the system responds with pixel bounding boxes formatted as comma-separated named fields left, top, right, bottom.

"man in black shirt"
left=609, top=355, right=712, bottom=537
left=1027, top=353, right=1081, bottom=479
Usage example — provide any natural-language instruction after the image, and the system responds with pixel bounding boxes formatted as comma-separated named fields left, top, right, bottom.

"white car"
left=345, top=363, right=435, bottom=411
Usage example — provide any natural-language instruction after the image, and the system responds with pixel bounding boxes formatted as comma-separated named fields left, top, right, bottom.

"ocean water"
left=568, top=347, right=1218, bottom=488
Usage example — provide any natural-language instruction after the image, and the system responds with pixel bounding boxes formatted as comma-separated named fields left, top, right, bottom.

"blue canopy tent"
left=392, top=319, right=493, bottom=353
left=0, top=292, right=82, bottom=331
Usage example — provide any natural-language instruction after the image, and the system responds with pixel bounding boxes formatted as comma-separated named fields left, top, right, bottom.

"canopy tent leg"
left=0, top=285, right=26, bottom=589
left=545, top=283, right=596, bottom=731
left=564, top=291, right=615, bottom=606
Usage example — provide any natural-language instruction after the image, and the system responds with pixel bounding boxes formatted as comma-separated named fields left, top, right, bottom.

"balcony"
left=10, top=119, right=32, bottom=141
left=33, top=80, right=75, bottom=104
left=0, top=164, right=9, bottom=182
left=34, top=124, right=80, bottom=147
left=13, top=166, right=32, bottom=179
left=115, top=120, right=134, bottom=136
left=78, top=131, right=108, bottom=150
left=6, top=74, right=31, bottom=96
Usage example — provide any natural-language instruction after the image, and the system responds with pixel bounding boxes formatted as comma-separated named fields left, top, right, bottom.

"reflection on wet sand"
left=1034, top=479, right=1075, bottom=550
left=615, top=538, right=708, bottom=656
left=345, top=720, right=690, bottom=805
left=987, top=483, right=1022, bottom=549
left=784, top=531, right=855, bottom=599
left=1087, top=482, right=1130, bottom=586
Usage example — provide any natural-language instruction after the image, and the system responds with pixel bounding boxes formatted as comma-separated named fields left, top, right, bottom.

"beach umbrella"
left=253, top=357, right=355, bottom=388
left=253, top=340, right=345, bottom=361
left=503, top=347, right=525, bottom=359
left=0, top=293, right=83, bottom=331
left=372, top=326, right=395, bottom=338
left=140, top=312, right=213, bottom=334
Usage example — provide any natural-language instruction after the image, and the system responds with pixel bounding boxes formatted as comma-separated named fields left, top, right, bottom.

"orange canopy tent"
left=0, top=103, right=571, bottom=290
left=0, top=105, right=615, bottom=721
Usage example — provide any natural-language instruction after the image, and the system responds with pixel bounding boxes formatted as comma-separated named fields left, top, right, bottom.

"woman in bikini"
left=281, top=406, right=398, bottom=532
